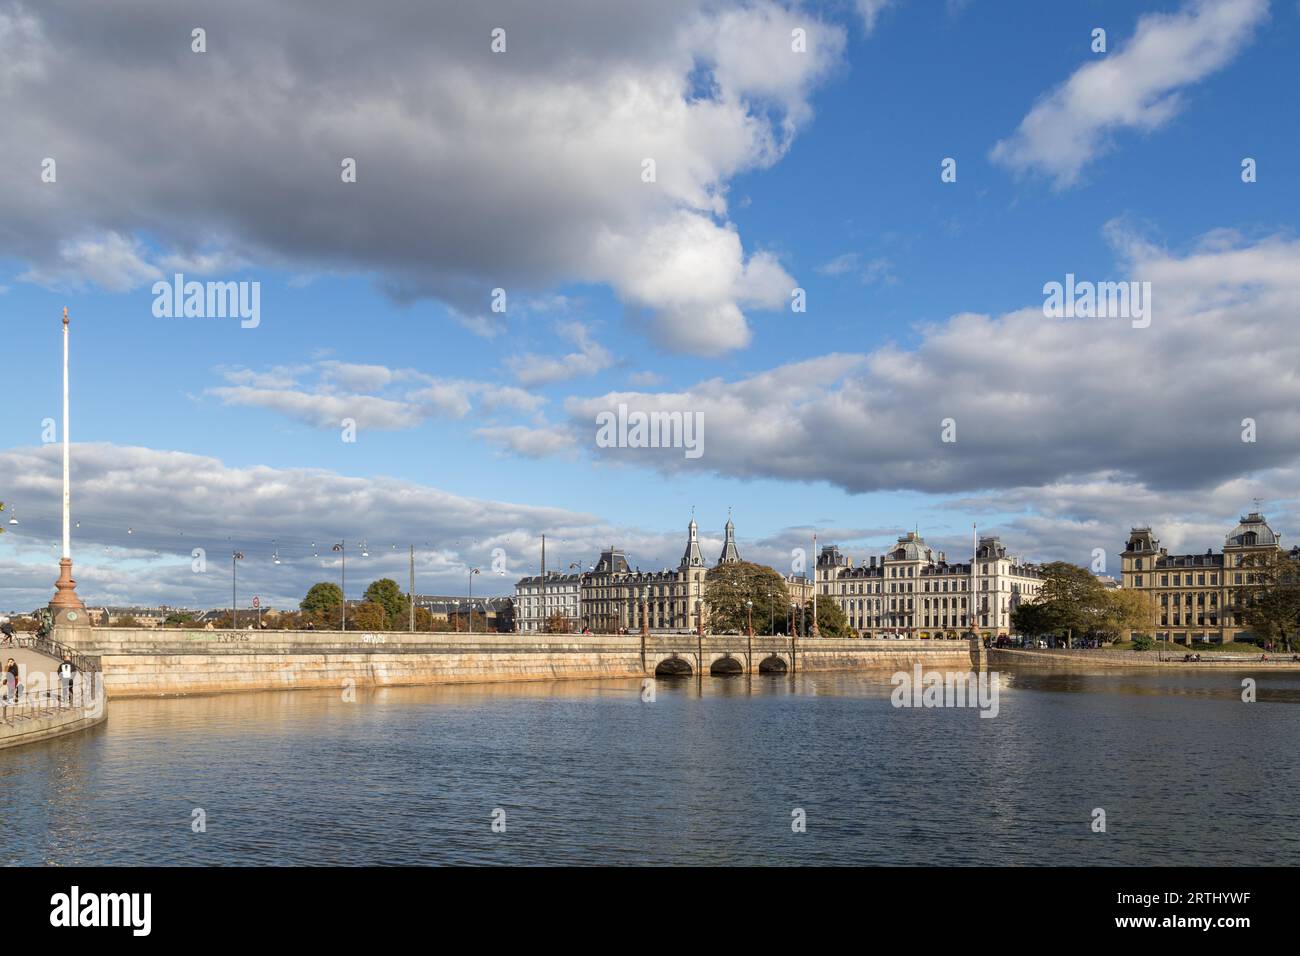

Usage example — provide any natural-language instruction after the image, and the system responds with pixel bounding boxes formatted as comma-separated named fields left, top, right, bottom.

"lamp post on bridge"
left=745, top=599, right=753, bottom=670
left=468, top=568, right=481, bottom=634
left=332, top=542, right=347, bottom=631
left=232, top=551, right=244, bottom=629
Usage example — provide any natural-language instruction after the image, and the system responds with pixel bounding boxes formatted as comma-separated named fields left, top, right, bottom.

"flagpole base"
left=49, top=558, right=86, bottom=621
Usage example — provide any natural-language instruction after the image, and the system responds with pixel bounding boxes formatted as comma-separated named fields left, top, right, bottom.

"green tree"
left=301, top=582, right=344, bottom=624
left=703, top=562, right=791, bottom=634
left=363, top=578, right=409, bottom=629
left=812, top=598, right=853, bottom=639
left=164, top=611, right=198, bottom=627
left=1037, top=562, right=1107, bottom=645
left=1011, top=601, right=1054, bottom=638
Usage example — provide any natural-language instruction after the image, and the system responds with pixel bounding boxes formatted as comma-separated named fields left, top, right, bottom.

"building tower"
left=717, top=514, right=741, bottom=565
left=680, top=517, right=705, bottom=569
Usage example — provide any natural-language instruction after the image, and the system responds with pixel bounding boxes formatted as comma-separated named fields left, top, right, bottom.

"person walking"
left=0, top=617, right=14, bottom=647
left=4, top=658, right=17, bottom=702
left=58, top=655, right=76, bottom=705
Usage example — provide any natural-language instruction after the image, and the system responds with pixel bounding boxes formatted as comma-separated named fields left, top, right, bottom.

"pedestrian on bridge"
left=59, top=655, right=76, bottom=705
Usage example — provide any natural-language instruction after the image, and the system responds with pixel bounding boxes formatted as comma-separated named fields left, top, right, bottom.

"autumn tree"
left=544, top=610, right=573, bottom=633
left=1242, top=552, right=1300, bottom=650
left=350, top=600, right=388, bottom=631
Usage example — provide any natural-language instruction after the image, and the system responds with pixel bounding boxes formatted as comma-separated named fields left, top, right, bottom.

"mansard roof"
left=1225, top=512, right=1280, bottom=548
left=594, top=548, right=630, bottom=574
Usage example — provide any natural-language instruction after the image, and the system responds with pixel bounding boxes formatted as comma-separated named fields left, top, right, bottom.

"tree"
left=164, top=611, right=198, bottom=627
left=813, top=599, right=853, bottom=639
left=350, top=601, right=388, bottom=631
left=544, top=611, right=573, bottom=634
left=1095, top=588, right=1157, bottom=643
left=113, top=615, right=142, bottom=628
left=1036, top=562, right=1107, bottom=645
left=363, top=578, right=409, bottom=629
left=301, top=582, right=344, bottom=625
left=1242, top=552, right=1300, bottom=650
left=1011, top=601, right=1054, bottom=639
left=703, top=562, right=791, bottom=634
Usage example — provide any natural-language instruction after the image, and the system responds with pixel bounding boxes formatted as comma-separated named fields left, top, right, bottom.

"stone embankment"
left=52, top=627, right=982, bottom=698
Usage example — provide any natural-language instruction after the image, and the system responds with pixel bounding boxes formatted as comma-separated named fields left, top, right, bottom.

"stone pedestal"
left=49, top=558, right=85, bottom=613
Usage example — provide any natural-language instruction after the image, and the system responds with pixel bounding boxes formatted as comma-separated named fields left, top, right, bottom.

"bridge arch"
left=758, top=654, right=789, bottom=674
left=654, top=654, right=694, bottom=677
left=709, top=654, right=744, bottom=676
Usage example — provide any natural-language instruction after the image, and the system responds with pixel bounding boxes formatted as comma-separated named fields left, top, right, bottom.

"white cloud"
left=477, top=425, right=580, bottom=459
left=817, top=252, right=896, bottom=285
left=20, top=231, right=159, bottom=292
left=507, top=322, right=614, bottom=387
left=0, top=442, right=738, bottom=609
left=0, top=0, right=845, bottom=355
left=990, top=0, right=1267, bottom=187
left=549, top=230, right=1300, bottom=497
left=209, top=360, right=545, bottom=430
left=855, top=0, right=898, bottom=33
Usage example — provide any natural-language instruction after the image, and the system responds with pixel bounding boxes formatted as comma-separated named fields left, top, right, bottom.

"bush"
left=1131, top=634, right=1156, bottom=651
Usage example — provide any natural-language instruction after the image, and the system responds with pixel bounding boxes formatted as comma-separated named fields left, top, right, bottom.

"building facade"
left=814, top=532, right=1043, bottom=638
left=515, top=516, right=808, bottom=634
left=514, top=573, right=583, bottom=633
left=1120, top=511, right=1298, bottom=644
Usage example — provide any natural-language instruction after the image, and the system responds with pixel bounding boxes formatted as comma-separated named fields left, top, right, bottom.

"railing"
left=0, top=688, right=73, bottom=725
left=14, top=631, right=102, bottom=674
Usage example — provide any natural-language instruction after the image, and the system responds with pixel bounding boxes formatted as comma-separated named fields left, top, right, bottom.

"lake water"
left=3, top=666, right=1297, bottom=865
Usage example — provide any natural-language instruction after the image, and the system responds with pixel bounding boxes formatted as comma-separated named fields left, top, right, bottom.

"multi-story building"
left=814, top=532, right=1043, bottom=638
left=514, top=572, right=583, bottom=633
left=1120, top=511, right=1299, bottom=644
left=581, top=517, right=721, bottom=633
left=516, top=515, right=807, bottom=634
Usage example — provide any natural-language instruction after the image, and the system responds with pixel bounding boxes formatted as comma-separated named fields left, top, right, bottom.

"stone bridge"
left=644, top=635, right=796, bottom=676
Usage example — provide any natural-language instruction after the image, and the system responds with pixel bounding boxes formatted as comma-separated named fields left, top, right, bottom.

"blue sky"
left=2, top=0, right=1299, bottom=610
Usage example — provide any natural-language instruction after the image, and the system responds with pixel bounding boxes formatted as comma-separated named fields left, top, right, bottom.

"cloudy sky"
left=2, top=0, right=1298, bottom=611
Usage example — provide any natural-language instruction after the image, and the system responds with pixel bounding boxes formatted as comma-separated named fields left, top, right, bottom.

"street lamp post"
left=745, top=599, right=753, bottom=670
left=232, top=551, right=244, bottom=629
left=332, top=542, right=346, bottom=631
left=468, top=568, right=481, bottom=633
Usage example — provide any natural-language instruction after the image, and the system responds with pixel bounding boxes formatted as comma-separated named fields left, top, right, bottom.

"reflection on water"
left=2, top=666, right=1298, bottom=865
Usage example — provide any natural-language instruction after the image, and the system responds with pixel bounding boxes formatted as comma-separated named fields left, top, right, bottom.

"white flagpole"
left=62, top=308, right=71, bottom=561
